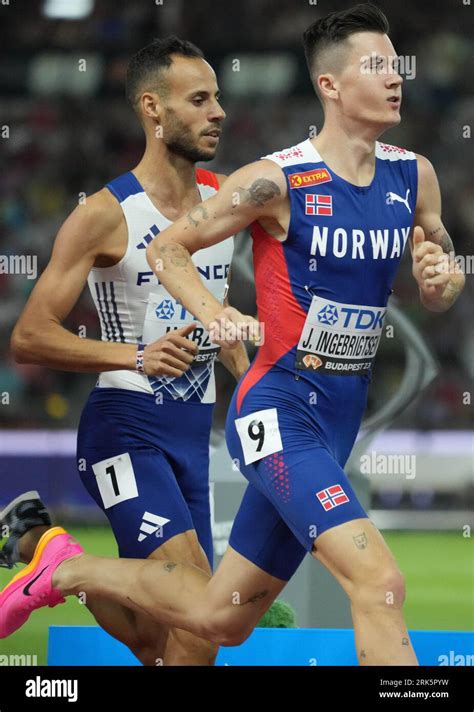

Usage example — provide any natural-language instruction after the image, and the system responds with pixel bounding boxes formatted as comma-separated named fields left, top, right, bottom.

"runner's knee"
left=166, top=630, right=218, bottom=664
left=198, top=604, right=253, bottom=647
left=350, top=564, right=406, bottom=610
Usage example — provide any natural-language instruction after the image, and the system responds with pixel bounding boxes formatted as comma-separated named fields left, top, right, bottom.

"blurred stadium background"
left=0, top=0, right=472, bottom=664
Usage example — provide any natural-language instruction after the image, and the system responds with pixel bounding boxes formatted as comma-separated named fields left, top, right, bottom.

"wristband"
left=136, top=343, right=146, bottom=373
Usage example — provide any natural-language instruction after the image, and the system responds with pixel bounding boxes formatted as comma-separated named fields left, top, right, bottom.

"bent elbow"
left=10, top=327, right=37, bottom=364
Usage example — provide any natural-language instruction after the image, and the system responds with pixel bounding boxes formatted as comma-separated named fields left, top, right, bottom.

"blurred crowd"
left=0, top=0, right=472, bottom=429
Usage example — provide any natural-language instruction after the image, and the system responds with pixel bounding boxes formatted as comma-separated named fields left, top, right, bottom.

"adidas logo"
left=138, top=511, right=170, bottom=542
left=136, top=224, right=159, bottom=249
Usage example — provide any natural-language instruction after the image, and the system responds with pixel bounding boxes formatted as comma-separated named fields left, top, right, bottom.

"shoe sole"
left=0, top=491, right=42, bottom=524
left=1, top=526, right=67, bottom=593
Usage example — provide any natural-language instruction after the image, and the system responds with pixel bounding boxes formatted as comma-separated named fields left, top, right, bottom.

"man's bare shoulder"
left=215, top=159, right=286, bottom=193
left=415, top=153, right=437, bottom=183
left=69, top=188, right=123, bottom=236
left=55, top=187, right=125, bottom=259
left=413, top=153, right=441, bottom=217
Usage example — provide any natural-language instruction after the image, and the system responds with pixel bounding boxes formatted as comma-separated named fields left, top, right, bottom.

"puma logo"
left=386, top=188, right=411, bottom=214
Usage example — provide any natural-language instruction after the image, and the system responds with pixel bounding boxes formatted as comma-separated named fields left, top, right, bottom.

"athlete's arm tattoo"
left=187, top=204, right=209, bottom=227
left=428, top=226, right=455, bottom=255
left=439, top=232, right=455, bottom=255
left=240, top=590, right=269, bottom=605
left=425, top=227, right=464, bottom=306
left=158, top=242, right=191, bottom=268
left=353, top=533, right=368, bottom=550
left=402, top=637, right=409, bottom=646
left=237, top=179, right=281, bottom=207
left=163, top=562, right=177, bottom=573
left=360, top=649, right=367, bottom=659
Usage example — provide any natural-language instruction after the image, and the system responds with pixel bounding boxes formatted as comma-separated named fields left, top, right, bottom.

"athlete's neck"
left=312, top=122, right=380, bottom=187
left=132, top=135, right=201, bottom=219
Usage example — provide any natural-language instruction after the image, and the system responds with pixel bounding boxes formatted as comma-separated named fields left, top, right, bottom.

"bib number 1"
left=92, top=452, right=139, bottom=509
left=235, top=408, right=283, bottom=465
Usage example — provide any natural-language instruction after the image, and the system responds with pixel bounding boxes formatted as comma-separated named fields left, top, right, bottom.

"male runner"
left=4, top=37, right=248, bottom=665
left=1, top=5, right=465, bottom=665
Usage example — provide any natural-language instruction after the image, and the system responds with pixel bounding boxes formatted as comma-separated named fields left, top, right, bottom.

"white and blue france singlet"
left=87, top=168, right=234, bottom=403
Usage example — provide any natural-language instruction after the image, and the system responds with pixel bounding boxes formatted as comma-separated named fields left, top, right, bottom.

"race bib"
left=295, top=296, right=386, bottom=375
left=92, top=452, right=139, bottom=510
left=142, top=293, right=219, bottom=364
left=235, top=408, right=283, bottom=465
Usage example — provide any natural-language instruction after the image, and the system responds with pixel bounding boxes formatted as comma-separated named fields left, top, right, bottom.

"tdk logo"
left=317, top=304, right=385, bottom=330
left=340, top=307, right=385, bottom=329
left=317, top=304, right=338, bottom=325
left=155, top=299, right=175, bottom=319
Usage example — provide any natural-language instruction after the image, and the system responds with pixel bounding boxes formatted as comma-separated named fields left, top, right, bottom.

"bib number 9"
left=248, top=419, right=265, bottom=451
left=235, top=408, right=283, bottom=465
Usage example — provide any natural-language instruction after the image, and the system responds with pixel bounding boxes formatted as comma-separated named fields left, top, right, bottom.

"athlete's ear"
left=318, top=74, right=339, bottom=102
left=140, top=92, right=164, bottom=123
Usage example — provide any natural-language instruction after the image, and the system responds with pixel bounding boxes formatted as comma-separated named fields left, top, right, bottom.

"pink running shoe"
left=0, top=526, right=83, bottom=638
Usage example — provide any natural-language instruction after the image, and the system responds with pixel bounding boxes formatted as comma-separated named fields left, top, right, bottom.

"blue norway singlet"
left=237, top=138, right=417, bottom=410
left=225, top=139, right=418, bottom=580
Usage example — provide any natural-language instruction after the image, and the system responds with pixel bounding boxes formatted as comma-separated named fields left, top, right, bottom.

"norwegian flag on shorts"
left=305, top=194, right=333, bottom=216
left=316, top=485, right=349, bottom=511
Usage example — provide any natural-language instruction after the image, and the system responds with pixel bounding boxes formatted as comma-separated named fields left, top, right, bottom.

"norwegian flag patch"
left=306, top=194, right=333, bottom=216
left=316, top=485, right=349, bottom=511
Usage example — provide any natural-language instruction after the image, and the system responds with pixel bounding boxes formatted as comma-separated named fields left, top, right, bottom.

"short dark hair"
left=126, top=35, right=205, bottom=108
left=303, top=3, right=389, bottom=82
